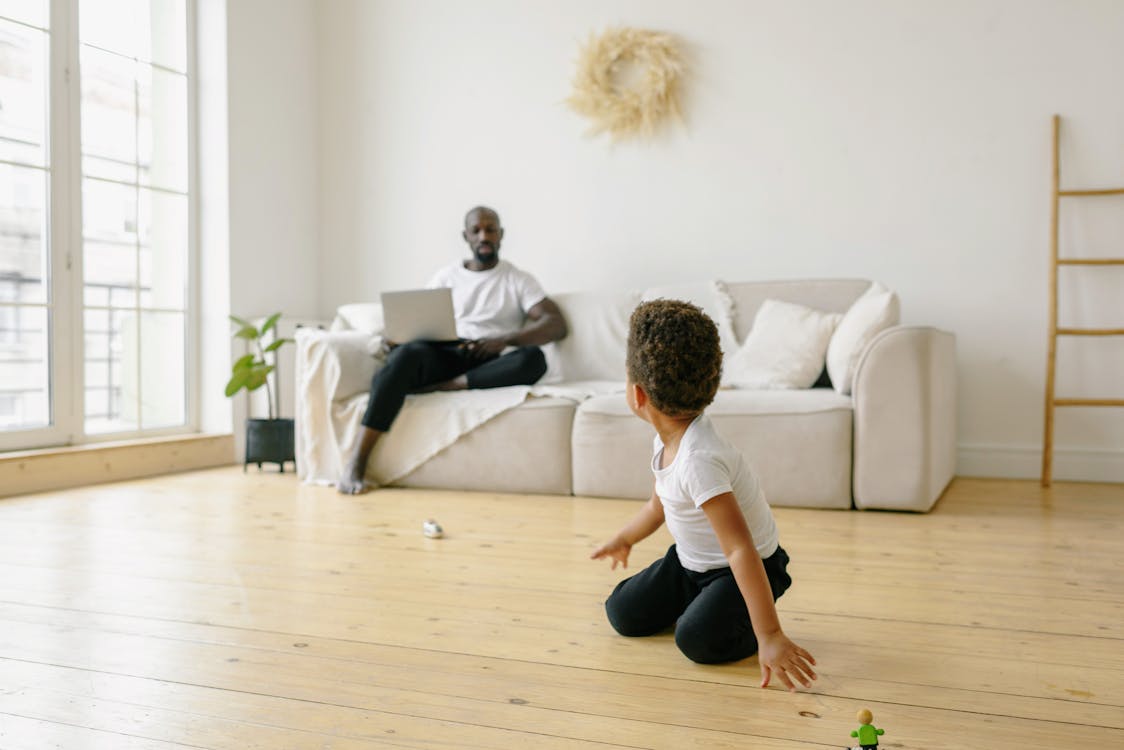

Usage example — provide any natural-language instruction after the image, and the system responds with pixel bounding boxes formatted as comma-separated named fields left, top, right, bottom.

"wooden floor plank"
left=0, top=712, right=208, bottom=750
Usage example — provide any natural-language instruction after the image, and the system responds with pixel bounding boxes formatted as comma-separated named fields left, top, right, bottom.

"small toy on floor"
left=422, top=519, right=444, bottom=539
left=848, top=708, right=885, bottom=749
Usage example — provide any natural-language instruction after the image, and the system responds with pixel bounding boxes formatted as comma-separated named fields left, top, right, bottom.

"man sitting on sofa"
left=338, top=205, right=568, bottom=494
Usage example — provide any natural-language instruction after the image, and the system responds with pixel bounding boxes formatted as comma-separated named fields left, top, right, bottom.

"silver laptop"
left=380, top=288, right=460, bottom=343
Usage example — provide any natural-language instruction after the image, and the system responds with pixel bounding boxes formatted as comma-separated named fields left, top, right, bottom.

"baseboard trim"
left=0, top=433, right=235, bottom=498
left=958, top=443, right=1124, bottom=483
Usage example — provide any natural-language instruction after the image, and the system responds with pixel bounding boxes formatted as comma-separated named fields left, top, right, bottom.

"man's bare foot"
left=338, top=460, right=372, bottom=495
left=338, top=426, right=383, bottom=495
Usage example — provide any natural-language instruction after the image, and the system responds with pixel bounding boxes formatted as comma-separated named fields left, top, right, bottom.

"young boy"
left=591, top=299, right=817, bottom=691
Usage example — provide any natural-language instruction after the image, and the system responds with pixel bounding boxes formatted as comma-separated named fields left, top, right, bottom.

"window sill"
left=0, top=433, right=235, bottom=499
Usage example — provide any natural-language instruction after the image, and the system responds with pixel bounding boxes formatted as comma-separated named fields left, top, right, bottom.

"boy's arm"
left=701, top=492, right=817, bottom=691
left=590, top=488, right=665, bottom=570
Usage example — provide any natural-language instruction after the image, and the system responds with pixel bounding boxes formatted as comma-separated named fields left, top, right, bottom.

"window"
left=0, top=0, right=193, bottom=448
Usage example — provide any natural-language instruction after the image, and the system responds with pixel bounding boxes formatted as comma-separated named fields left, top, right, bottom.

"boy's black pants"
left=604, top=543, right=792, bottom=664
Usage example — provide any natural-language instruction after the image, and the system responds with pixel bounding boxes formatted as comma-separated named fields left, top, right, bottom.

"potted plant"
left=227, top=312, right=295, bottom=472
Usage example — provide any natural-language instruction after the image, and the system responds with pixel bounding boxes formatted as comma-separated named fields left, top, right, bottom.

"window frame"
left=0, top=0, right=198, bottom=452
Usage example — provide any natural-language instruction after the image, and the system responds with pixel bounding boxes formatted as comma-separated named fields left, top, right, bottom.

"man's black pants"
left=604, top=543, right=792, bottom=664
left=360, top=341, right=547, bottom=432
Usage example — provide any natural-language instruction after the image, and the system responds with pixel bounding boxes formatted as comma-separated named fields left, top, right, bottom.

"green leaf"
left=264, top=337, right=293, bottom=353
left=260, top=313, right=282, bottom=336
left=234, top=324, right=259, bottom=341
left=224, top=367, right=253, bottom=397
left=245, top=364, right=275, bottom=391
left=231, top=353, right=255, bottom=371
left=229, top=314, right=253, bottom=328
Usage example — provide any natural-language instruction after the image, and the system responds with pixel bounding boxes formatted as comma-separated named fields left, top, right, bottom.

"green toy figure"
left=850, top=709, right=885, bottom=749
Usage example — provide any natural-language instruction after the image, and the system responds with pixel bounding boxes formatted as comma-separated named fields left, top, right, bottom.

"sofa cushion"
left=725, top=300, right=841, bottom=389
left=826, top=282, right=900, bottom=395
left=572, top=389, right=853, bottom=508
left=332, top=302, right=384, bottom=333
left=725, top=279, right=870, bottom=343
left=398, top=396, right=575, bottom=495
left=552, top=290, right=639, bottom=382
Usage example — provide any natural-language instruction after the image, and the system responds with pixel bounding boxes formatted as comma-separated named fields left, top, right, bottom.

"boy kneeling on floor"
left=591, top=299, right=817, bottom=691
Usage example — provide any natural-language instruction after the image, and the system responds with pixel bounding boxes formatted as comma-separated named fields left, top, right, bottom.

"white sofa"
left=295, top=279, right=956, bottom=511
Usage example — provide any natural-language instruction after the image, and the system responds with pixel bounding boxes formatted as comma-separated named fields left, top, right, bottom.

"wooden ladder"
left=1042, top=114, right=1124, bottom=486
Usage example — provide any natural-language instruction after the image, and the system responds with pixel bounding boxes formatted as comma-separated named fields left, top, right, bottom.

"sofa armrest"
left=294, top=329, right=384, bottom=482
left=295, top=329, right=383, bottom=403
left=851, top=326, right=956, bottom=511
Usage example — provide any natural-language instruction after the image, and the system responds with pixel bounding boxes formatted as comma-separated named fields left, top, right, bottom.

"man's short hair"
left=626, top=299, right=722, bottom=418
left=464, top=205, right=500, bottom=226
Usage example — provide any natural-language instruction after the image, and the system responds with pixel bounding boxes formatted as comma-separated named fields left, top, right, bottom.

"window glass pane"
left=84, top=357, right=107, bottom=388
left=0, top=303, right=48, bottom=429
left=138, top=65, right=186, bottom=191
left=139, top=188, right=185, bottom=308
left=83, top=178, right=137, bottom=244
left=83, top=284, right=108, bottom=307
left=140, top=309, right=183, bottom=428
left=83, top=178, right=138, bottom=306
left=84, top=306, right=137, bottom=434
left=0, top=1, right=47, bottom=28
left=0, top=162, right=46, bottom=303
left=80, top=0, right=184, bottom=70
left=84, top=306, right=108, bottom=331
left=148, top=0, right=185, bottom=72
left=80, top=46, right=137, bottom=183
left=0, top=18, right=47, bottom=166
left=80, top=0, right=141, bottom=59
left=84, top=242, right=137, bottom=307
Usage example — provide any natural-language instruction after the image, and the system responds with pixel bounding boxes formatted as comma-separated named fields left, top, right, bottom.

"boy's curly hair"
left=626, top=299, right=722, bottom=418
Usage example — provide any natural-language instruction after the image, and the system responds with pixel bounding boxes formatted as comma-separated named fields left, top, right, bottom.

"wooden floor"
left=0, top=469, right=1121, bottom=749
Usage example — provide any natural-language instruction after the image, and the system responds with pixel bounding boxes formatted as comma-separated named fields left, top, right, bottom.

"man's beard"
left=474, top=243, right=497, bottom=263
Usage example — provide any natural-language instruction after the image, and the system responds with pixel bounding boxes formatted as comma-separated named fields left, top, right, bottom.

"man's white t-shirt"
left=652, top=413, right=779, bottom=572
left=427, top=260, right=547, bottom=341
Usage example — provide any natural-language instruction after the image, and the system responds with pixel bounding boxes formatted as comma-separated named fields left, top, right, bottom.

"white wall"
left=227, top=0, right=320, bottom=323
left=313, top=0, right=1124, bottom=481
left=197, top=0, right=320, bottom=450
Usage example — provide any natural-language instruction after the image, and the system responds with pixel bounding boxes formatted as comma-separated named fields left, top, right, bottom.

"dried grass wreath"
left=566, top=27, right=685, bottom=140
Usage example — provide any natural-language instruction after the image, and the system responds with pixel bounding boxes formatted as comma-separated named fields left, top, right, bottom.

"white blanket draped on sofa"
left=295, top=329, right=534, bottom=485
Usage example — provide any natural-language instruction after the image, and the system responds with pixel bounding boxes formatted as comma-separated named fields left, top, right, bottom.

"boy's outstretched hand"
left=757, top=631, right=817, bottom=691
left=590, top=536, right=633, bottom=570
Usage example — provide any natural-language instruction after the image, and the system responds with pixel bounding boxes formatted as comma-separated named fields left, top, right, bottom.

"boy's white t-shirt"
left=652, top=413, right=779, bottom=573
left=427, top=259, right=547, bottom=341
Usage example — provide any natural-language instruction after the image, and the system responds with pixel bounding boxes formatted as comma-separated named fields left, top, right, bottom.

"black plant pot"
left=244, top=418, right=295, bottom=472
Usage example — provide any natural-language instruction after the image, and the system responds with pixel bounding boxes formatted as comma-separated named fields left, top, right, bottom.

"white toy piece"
left=422, top=519, right=444, bottom=539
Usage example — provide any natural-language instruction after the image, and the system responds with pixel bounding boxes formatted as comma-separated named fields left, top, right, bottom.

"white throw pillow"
left=826, top=282, right=900, bottom=395
left=726, top=299, right=841, bottom=389
left=332, top=303, right=384, bottom=334
left=641, top=280, right=740, bottom=385
left=552, top=289, right=641, bottom=382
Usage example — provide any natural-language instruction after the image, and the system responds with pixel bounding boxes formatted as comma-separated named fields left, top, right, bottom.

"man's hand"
left=590, top=535, right=633, bottom=570
left=757, top=631, right=817, bottom=691
left=460, top=337, right=508, bottom=361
